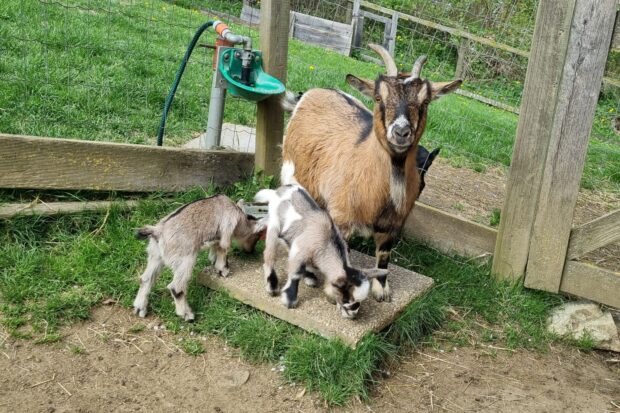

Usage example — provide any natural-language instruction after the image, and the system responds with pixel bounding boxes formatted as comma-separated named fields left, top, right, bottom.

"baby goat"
left=255, top=185, right=387, bottom=319
left=132, top=195, right=266, bottom=321
left=281, top=44, right=461, bottom=301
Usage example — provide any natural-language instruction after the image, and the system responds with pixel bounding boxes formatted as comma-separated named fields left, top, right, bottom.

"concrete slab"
left=183, top=123, right=256, bottom=152
left=197, top=250, right=434, bottom=348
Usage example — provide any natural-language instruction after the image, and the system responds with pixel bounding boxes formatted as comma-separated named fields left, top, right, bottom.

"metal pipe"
left=203, top=55, right=227, bottom=149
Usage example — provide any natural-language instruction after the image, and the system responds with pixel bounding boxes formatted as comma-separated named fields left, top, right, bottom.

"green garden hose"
left=156, top=20, right=215, bottom=146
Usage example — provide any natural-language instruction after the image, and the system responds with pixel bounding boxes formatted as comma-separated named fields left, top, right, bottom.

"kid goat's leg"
left=167, top=255, right=197, bottom=322
left=133, top=239, right=164, bottom=317
left=214, top=236, right=231, bottom=277
left=281, top=243, right=307, bottom=308
left=262, top=226, right=280, bottom=296
left=372, top=231, right=394, bottom=302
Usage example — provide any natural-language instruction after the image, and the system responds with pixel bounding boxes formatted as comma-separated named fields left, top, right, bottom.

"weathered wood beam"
left=0, top=200, right=139, bottom=219
left=404, top=202, right=497, bottom=259
left=524, top=0, right=617, bottom=292
left=0, top=134, right=254, bottom=192
left=560, top=261, right=620, bottom=309
left=255, top=0, right=289, bottom=177
left=566, top=209, right=620, bottom=260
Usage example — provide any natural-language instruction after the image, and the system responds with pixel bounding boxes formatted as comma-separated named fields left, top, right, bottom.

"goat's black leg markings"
left=283, top=278, right=300, bottom=308
left=169, top=287, right=184, bottom=299
left=375, top=232, right=395, bottom=288
left=267, top=269, right=278, bottom=295
left=303, top=269, right=319, bottom=287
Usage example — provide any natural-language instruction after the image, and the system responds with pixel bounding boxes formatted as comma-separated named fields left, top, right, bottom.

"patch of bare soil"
left=370, top=345, right=620, bottom=413
left=0, top=306, right=324, bottom=413
left=419, top=159, right=620, bottom=271
left=1, top=306, right=619, bottom=413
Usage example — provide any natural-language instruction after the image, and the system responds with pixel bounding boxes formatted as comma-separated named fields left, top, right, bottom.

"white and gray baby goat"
left=132, top=195, right=266, bottom=321
left=255, top=185, right=388, bottom=319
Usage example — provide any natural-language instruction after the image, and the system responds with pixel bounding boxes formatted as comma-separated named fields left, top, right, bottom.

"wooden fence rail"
left=0, top=134, right=254, bottom=192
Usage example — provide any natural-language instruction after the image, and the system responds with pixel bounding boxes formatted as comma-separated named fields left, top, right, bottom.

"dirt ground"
left=1, top=306, right=618, bottom=413
left=419, top=159, right=620, bottom=271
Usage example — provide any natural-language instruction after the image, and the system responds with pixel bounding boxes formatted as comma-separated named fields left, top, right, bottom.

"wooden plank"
left=454, top=89, right=519, bottom=114
left=240, top=4, right=260, bottom=25
left=455, top=38, right=469, bottom=79
left=0, top=134, right=254, bottom=192
left=492, top=0, right=579, bottom=280
left=361, top=10, right=391, bottom=25
left=292, top=11, right=352, bottom=34
left=560, top=261, right=620, bottom=309
left=612, top=10, right=620, bottom=51
left=567, top=209, right=620, bottom=260
left=292, top=23, right=352, bottom=55
left=603, top=76, right=620, bottom=88
left=524, top=0, right=617, bottom=292
left=403, top=202, right=497, bottom=258
left=255, top=0, right=289, bottom=177
left=351, top=0, right=363, bottom=52
left=0, top=200, right=139, bottom=219
left=388, top=13, right=398, bottom=56
left=360, top=0, right=530, bottom=58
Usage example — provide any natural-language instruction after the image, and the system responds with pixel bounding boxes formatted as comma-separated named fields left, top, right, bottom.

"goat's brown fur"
left=281, top=45, right=461, bottom=301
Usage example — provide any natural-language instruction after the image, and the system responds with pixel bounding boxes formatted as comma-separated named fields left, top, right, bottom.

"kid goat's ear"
left=430, top=79, right=462, bottom=100
left=346, top=74, right=375, bottom=98
left=361, top=268, right=390, bottom=279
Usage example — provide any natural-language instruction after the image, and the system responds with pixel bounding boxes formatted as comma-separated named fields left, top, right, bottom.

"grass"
left=0, top=0, right=619, bottom=192
left=1, top=179, right=569, bottom=405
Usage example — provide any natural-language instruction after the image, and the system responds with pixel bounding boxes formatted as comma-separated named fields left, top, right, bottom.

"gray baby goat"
left=255, top=184, right=387, bottom=319
left=132, top=195, right=266, bottom=321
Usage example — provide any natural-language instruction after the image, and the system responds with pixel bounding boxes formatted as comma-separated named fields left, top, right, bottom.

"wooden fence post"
left=492, top=0, right=617, bottom=284
left=351, top=0, right=363, bottom=53
left=387, top=12, right=398, bottom=56
left=455, top=38, right=469, bottom=79
left=523, top=0, right=617, bottom=292
left=255, top=0, right=290, bottom=177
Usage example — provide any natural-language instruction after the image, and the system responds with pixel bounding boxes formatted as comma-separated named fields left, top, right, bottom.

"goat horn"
left=408, top=55, right=427, bottom=81
left=368, top=43, right=397, bottom=77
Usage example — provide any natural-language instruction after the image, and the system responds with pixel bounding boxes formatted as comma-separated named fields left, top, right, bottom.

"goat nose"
left=393, top=125, right=411, bottom=141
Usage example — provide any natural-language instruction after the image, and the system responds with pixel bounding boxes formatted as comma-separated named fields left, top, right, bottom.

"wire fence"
left=0, top=0, right=618, bottom=201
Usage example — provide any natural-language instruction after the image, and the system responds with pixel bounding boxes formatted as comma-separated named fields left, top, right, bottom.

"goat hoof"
left=371, top=279, right=392, bottom=302
left=303, top=274, right=319, bottom=287
left=281, top=293, right=298, bottom=309
left=184, top=313, right=195, bottom=322
left=133, top=306, right=147, bottom=318
left=217, top=267, right=230, bottom=277
left=265, top=285, right=279, bottom=296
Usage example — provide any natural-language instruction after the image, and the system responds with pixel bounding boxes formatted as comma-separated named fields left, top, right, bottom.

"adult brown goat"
left=280, top=44, right=461, bottom=301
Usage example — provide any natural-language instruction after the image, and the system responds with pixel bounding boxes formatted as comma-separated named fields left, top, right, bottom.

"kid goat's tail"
left=135, top=225, right=159, bottom=240
left=254, top=189, right=278, bottom=205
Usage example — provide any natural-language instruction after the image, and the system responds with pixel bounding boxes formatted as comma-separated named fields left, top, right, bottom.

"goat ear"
left=429, top=148, right=440, bottom=162
left=361, top=268, right=389, bottom=279
left=430, top=79, right=462, bottom=100
left=346, top=74, right=374, bottom=98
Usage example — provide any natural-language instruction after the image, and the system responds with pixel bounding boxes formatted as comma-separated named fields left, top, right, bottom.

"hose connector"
left=212, top=20, right=252, bottom=50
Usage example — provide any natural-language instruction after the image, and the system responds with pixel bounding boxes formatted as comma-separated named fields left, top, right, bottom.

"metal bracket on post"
left=203, top=46, right=229, bottom=150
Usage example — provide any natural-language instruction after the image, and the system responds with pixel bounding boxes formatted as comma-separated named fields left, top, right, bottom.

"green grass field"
left=1, top=0, right=619, bottom=191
